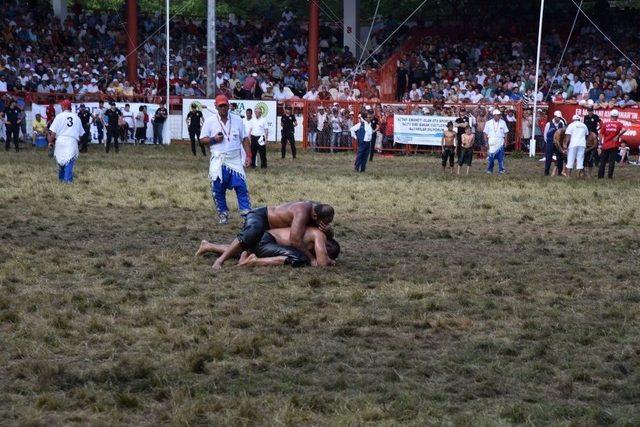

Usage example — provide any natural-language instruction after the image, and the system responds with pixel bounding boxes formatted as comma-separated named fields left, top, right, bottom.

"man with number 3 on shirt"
left=48, top=100, right=83, bottom=183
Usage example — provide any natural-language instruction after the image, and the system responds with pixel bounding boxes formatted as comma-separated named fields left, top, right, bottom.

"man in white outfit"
left=483, top=109, right=509, bottom=174
left=48, top=100, right=83, bottom=183
left=249, top=108, right=269, bottom=169
left=314, top=106, right=327, bottom=151
left=564, top=114, right=589, bottom=177
left=200, top=95, right=251, bottom=224
left=121, top=104, right=136, bottom=143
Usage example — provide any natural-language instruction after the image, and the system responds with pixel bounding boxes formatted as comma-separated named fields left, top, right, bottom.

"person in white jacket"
left=483, top=109, right=509, bottom=174
left=564, top=114, right=590, bottom=177
left=48, top=100, right=83, bottom=183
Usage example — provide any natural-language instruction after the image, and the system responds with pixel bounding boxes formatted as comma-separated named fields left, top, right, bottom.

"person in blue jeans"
left=351, top=112, right=372, bottom=172
left=94, top=100, right=106, bottom=144
left=483, top=109, right=509, bottom=174
left=49, top=100, right=83, bottom=183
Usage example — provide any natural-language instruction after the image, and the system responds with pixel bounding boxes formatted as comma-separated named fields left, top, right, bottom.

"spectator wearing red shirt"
left=46, top=104, right=56, bottom=127
left=318, top=86, right=331, bottom=100
left=242, top=73, right=257, bottom=98
left=598, top=110, right=626, bottom=179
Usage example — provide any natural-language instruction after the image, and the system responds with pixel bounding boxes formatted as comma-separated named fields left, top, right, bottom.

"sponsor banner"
left=34, top=102, right=166, bottom=143
left=393, top=114, right=458, bottom=146
left=548, top=103, right=640, bottom=148
left=182, top=99, right=277, bottom=141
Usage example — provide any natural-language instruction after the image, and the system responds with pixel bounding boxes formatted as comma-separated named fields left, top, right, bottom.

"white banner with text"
left=394, top=114, right=458, bottom=146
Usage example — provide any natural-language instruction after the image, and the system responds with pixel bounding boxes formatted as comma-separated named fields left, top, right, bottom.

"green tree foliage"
left=69, top=0, right=640, bottom=19
left=71, top=0, right=446, bottom=18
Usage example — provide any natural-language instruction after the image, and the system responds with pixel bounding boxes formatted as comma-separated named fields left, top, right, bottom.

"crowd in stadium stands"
left=194, top=9, right=386, bottom=102
left=0, top=0, right=403, bottom=102
left=393, top=8, right=639, bottom=108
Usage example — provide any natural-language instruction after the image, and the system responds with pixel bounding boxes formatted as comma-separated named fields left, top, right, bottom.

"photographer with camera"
left=200, top=95, right=252, bottom=225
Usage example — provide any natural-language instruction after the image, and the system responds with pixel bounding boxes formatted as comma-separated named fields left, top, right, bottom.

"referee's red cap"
left=215, top=95, right=229, bottom=106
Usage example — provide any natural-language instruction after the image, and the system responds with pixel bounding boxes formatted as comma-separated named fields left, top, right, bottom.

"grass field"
left=1, top=144, right=639, bottom=425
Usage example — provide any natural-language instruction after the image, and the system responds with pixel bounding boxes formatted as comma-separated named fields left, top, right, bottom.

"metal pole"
left=126, top=0, right=138, bottom=85
left=52, top=0, right=68, bottom=22
left=166, top=0, right=170, bottom=144
left=207, top=0, right=216, bottom=97
left=530, top=0, right=545, bottom=157
left=308, top=0, right=319, bottom=87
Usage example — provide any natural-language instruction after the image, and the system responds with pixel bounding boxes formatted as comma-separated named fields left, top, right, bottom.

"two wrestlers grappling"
left=196, top=201, right=339, bottom=270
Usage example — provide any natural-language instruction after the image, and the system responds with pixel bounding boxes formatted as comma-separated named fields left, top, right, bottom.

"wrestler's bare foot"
left=238, top=251, right=250, bottom=264
left=238, top=253, right=258, bottom=267
left=211, top=260, right=223, bottom=272
left=195, top=240, right=210, bottom=257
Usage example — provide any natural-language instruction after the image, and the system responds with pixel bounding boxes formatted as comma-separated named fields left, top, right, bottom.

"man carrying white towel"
left=200, top=95, right=252, bottom=225
left=564, top=114, right=589, bottom=177
left=48, top=100, right=83, bottom=183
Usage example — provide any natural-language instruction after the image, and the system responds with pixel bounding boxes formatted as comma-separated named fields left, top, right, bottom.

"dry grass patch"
left=1, top=145, right=640, bottom=425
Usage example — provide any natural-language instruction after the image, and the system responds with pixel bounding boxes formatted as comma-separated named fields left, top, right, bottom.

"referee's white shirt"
left=250, top=116, right=268, bottom=137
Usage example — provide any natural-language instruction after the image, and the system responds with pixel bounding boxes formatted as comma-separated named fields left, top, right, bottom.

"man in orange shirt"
left=598, top=110, right=626, bottom=179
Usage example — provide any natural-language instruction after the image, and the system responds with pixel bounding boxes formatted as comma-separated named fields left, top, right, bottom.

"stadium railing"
left=5, top=90, right=532, bottom=154
left=297, top=100, right=524, bottom=155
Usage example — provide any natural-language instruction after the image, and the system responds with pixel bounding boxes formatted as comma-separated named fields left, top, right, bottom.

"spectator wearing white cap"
left=215, top=70, right=224, bottom=89
left=543, top=110, right=566, bottom=176
left=564, top=114, right=589, bottom=176
left=483, top=109, right=509, bottom=174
